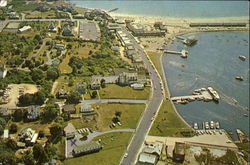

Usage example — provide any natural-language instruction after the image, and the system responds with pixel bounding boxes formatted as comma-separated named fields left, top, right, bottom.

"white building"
left=0, top=64, right=7, bottom=79
left=18, top=25, right=32, bottom=33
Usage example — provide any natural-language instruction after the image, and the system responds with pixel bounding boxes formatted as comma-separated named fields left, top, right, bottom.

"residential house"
left=80, top=103, right=96, bottom=116
left=17, top=142, right=26, bottom=148
left=76, top=82, right=86, bottom=94
left=63, top=104, right=76, bottom=114
left=118, top=72, right=138, bottom=85
left=173, top=142, right=185, bottom=163
left=3, top=130, right=9, bottom=139
left=131, top=83, right=144, bottom=90
left=62, top=23, right=74, bottom=36
left=26, top=106, right=40, bottom=121
left=64, top=123, right=76, bottom=139
left=73, top=141, right=102, bottom=157
left=0, top=64, right=7, bottom=79
left=138, top=152, right=158, bottom=165
left=90, top=78, right=101, bottom=90
left=19, top=128, right=38, bottom=145
left=48, top=23, right=57, bottom=32
left=8, top=12, right=20, bottom=19
left=56, top=89, right=69, bottom=99
left=54, top=44, right=65, bottom=50
left=18, top=26, right=32, bottom=33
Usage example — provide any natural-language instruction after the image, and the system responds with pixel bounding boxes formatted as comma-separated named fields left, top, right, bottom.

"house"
left=73, top=141, right=102, bottom=157
left=63, top=104, right=76, bottom=114
left=62, top=23, right=74, bottom=36
left=48, top=23, right=57, bottom=32
left=3, top=129, right=9, bottom=139
left=64, top=123, right=76, bottom=139
left=56, top=89, right=69, bottom=99
left=26, top=106, right=40, bottom=121
left=54, top=44, right=65, bottom=50
left=138, top=152, right=158, bottom=165
left=90, top=78, right=101, bottom=90
left=76, top=82, right=86, bottom=94
left=8, top=12, right=20, bottom=19
left=0, top=64, right=7, bottom=79
left=19, top=128, right=38, bottom=145
left=17, top=142, right=26, bottom=148
left=131, top=83, right=144, bottom=90
left=118, top=72, right=138, bottom=85
left=173, top=142, right=185, bottom=163
left=18, top=26, right=32, bottom=33
left=80, top=103, right=96, bottom=116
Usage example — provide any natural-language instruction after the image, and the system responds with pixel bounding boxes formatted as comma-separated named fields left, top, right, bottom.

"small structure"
left=17, top=142, right=26, bottom=148
left=48, top=23, right=57, bottom=32
left=19, top=128, right=38, bottom=145
left=118, top=72, right=138, bottom=85
left=3, top=129, right=9, bottom=139
left=131, top=83, right=144, bottom=90
left=0, top=108, right=12, bottom=120
left=63, top=104, right=76, bottom=114
left=76, top=82, right=86, bottom=94
left=0, top=64, right=7, bottom=79
left=90, top=78, right=101, bottom=90
left=64, top=123, right=76, bottom=140
left=80, top=103, right=96, bottom=116
left=62, top=23, right=74, bottom=36
left=173, top=142, right=185, bottom=163
left=138, top=152, right=158, bottom=165
left=56, top=89, right=69, bottom=99
left=54, top=44, right=65, bottom=50
left=73, top=141, right=102, bottom=157
left=26, top=106, right=40, bottom=121
left=8, top=12, right=20, bottom=19
left=18, top=25, right=32, bottom=33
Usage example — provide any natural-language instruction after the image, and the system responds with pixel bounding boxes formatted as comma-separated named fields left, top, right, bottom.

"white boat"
left=193, top=123, right=198, bottom=130
left=205, top=122, right=209, bottom=129
left=210, top=121, right=214, bottom=129
left=215, top=122, right=220, bottom=129
left=239, top=55, right=246, bottom=61
left=207, top=87, right=220, bottom=101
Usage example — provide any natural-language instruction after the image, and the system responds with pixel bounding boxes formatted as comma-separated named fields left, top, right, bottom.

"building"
left=56, top=89, right=69, bottom=99
left=3, top=129, right=9, bottom=139
left=138, top=152, right=158, bottom=165
left=62, top=23, right=74, bottom=36
left=76, top=82, right=86, bottom=94
left=80, top=103, right=96, bottom=116
left=131, top=83, right=144, bottom=90
left=118, top=72, right=138, bottom=85
left=54, top=44, right=65, bottom=50
left=90, top=78, right=101, bottom=90
left=63, top=104, right=76, bottom=114
left=173, top=142, right=185, bottom=163
left=0, top=108, right=12, bottom=120
left=79, top=21, right=101, bottom=42
left=48, top=23, right=57, bottom=32
left=0, top=64, right=7, bottom=79
left=73, top=141, right=102, bottom=157
left=19, top=128, right=38, bottom=145
left=26, top=106, right=40, bottom=121
left=18, top=26, right=32, bottom=33
left=8, top=12, right=20, bottom=19
left=64, top=123, right=76, bottom=139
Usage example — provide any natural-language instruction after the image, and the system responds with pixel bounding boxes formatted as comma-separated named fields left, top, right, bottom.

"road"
left=119, top=26, right=164, bottom=165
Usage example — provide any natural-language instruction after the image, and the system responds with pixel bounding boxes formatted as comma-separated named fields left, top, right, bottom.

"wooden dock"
left=171, top=90, right=214, bottom=103
left=164, top=49, right=188, bottom=58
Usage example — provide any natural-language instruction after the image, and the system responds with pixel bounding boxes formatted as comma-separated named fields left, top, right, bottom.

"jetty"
left=176, top=35, right=198, bottom=46
left=164, top=49, right=188, bottom=58
left=171, top=87, right=220, bottom=104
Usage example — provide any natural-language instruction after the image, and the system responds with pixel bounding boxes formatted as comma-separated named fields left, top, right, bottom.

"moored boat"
left=239, top=55, right=246, bottom=61
left=235, top=76, right=244, bottom=81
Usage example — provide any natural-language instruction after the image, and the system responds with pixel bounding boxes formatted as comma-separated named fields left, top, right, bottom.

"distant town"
left=0, top=0, right=249, bottom=165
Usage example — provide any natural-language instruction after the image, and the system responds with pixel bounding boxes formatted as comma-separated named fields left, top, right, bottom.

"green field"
left=64, top=132, right=132, bottom=165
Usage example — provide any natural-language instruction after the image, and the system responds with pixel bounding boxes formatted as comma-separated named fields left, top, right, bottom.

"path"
left=80, top=99, right=147, bottom=104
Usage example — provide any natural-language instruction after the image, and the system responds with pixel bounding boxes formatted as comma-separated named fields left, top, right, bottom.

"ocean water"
left=69, top=0, right=249, bottom=18
left=163, top=32, right=249, bottom=139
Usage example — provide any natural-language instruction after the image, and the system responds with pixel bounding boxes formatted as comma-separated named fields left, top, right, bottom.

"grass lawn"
left=54, top=137, right=65, bottom=159
left=64, top=132, right=132, bottom=165
left=149, top=101, right=194, bottom=137
left=147, top=51, right=164, bottom=79
left=98, top=84, right=150, bottom=100
left=71, top=103, right=145, bottom=131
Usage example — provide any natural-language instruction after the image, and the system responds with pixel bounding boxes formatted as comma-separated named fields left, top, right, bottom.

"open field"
left=149, top=101, right=193, bottom=137
left=71, top=103, right=145, bottom=131
left=98, top=84, right=150, bottom=100
left=64, top=132, right=132, bottom=165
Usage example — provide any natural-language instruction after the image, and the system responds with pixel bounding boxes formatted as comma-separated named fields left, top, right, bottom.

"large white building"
left=18, top=25, right=32, bottom=33
left=0, top=64, right=7, bottom=79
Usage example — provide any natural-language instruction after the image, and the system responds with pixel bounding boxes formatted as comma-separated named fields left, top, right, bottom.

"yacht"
left=239, top=55, right=246, bottom=61
left=215, top=122, right=220, bottom=129
left=235, top=76, right=244, bottom=81
left=205, top=122, right=209, bottom=129
left=210, top=121, right=214, bottom=129
left=207, top=87, right=220, bottom=101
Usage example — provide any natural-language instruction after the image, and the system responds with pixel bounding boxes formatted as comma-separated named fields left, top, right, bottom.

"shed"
left=73, top=141, right=102, bottom=157
left=138, top=152, right=158, bottom=165
left=63, top=104, right=76, bottom=114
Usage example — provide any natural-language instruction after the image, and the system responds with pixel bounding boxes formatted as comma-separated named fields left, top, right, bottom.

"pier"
left=164, top=49, right=188, bottom=58
left=171, top=88, right=219, bottom=104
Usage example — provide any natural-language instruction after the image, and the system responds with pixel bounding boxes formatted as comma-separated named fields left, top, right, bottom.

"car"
left=124, top=153, right=128, bottom=158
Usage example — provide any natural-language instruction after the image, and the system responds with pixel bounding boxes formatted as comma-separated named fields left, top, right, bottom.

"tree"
left=0, top=125, right=3, bottom=136
left=44, top=143, right=56, bottom=159
left=18, top=94, right=33, bottom=106
left=10, top=123, right=17, bottom=134
left=42, top=104, right=58, bottom=122
left=6, top=139, right=17, bottom=150
left=46, top=67, right=59, bottom=81
left=13, top=110, right=23, bottom=122
left=33, top=144, right=49, bottom=163
left=0, top=117, right=6, bottom=128
left=34, top=91, right=46, bottom=105
left=49, top=124, right=63, bottom=142
left=115, top=111, right=122, bottom=117
left=66, top=91, right=81, bottom=104
left=91, top=91, right=97, bottom=98
left=101, top=79, right=106, bottom=88
left=22, top=151, right=35, bottom=165
left=31, top=69, right=45, bottom=83
left=0, top=152, right=17, bottom=165
left=38, top=130, right=45, bottom=138
left=112, top=117, right=120, bottom=123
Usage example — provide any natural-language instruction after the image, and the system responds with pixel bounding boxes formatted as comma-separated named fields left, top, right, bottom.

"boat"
left=235, top=76, right=244, bottom=81
left=193, top=123, right=198, bottom=130
left=239, top=55, right=246, bottom=61
left=215, top=122, right=220, bottom=129
left=205, top=122, right=209, bottom=129
left=244, top=113, right=248, bottom=117
left=183, top=36, right=198, bottom=46
left=210, top=121, right=214, bottom=129
left=207, top=87, right=220, bottom=101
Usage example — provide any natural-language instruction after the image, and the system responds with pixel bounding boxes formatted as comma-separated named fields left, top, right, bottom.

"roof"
left=64, top=123, right=77, bottom=134
left=143, top=141, right=163, bottom=156
left=80, top=103, right=93, bottom=113
left=63, top=104, right=75, bottom=112
left=19, top=26, right=31, bottom=32
left=138, top=152, right=157, bottom=164
left=174, top=142, right=185, bottom=155
left=73, top=141, right=101, bottom=154
left=3, top=129, right=9, bottom=138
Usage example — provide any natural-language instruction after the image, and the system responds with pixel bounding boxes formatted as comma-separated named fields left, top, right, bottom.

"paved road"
left=80, top=99, right=147, bottom=104
left=119, top=26, right=164, bottom=165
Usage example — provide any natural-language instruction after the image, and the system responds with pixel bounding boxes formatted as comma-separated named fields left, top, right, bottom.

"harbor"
left=171, top=87, right=220, bottom=104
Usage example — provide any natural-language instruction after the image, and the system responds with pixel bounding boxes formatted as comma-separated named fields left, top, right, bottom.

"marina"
left=171, top=87, right=220, bottom=104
